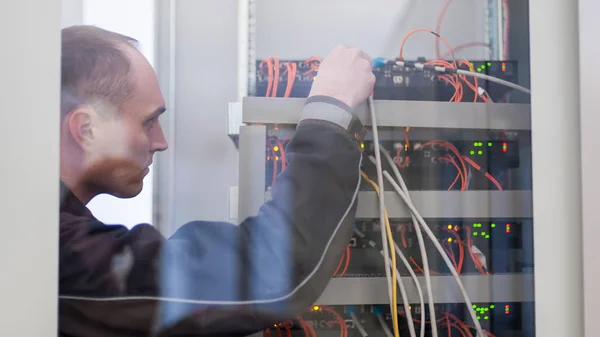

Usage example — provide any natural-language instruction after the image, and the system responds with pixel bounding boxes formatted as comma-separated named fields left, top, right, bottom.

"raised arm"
left=58, top=45, right=375, bottom=337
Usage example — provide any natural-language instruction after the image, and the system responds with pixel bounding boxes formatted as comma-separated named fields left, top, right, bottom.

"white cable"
left=393, top=241, right=424, bottom=337
left=456, top=68, right=530, bottom=94
left=370, top=153, right=432, bottom=337
left=378, top=147, right=427, bottom=337
left=353, top=227, right=420, bottom=337
left=382, top=170, right=486, bottom=337
left=350, top=312, right=369, bottom=337
left=368, top=96, right=395, bottom=317
left=377, top=314, right=394, bottom=337
left=395, top=60, right=531, bottom=95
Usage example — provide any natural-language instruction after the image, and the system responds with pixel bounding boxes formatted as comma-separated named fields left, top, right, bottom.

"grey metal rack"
left=236, top=97, right=532, bottom=130
left=265, top=190, right=533, bottom=219
left=235, top=97, right=533, bottom=304
left=316, top=275, right=534, bottom=305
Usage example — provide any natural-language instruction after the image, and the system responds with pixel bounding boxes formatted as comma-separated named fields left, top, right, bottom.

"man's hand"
left=308, top=45, right=376, bottom=110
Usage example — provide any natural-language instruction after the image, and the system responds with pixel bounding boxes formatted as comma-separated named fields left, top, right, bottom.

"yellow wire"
left=361, top=170, right=400, bottom=337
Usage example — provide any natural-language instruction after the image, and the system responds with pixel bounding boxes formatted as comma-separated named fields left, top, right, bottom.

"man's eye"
left=145, top=119, right=156, bottom=129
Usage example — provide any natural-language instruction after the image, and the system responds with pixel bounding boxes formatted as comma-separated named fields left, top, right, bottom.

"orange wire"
left=273, top=137, right=286, bottom=170
left=321, top=306, right=347, bottom=337
left=435, top=0, right=453, bottom=58
left=270, top=148, right=277, bottom=184
left=441, top=42, right=494, bottom=59
left=399, top=28, right=457, bottom=68
left=339, top=245, right=351, bottom=277
left=438, top=155, right=464, bottom=190
left=425, top=59, right=462, bottom=102
left=444, top=312, right=492, bottom=337
left=272, top=57, right=280, bottom=97
left=283, top=62, right=297, bottom=98
left=306, top=322, right=317, bottom=337
left=296, top=316, right=313, bottom=337
left=333, top=250, right=345, bottom=277
left=458, top=60, right=479, bottom=102
left=303, top=57, right=321, bottom=76
left=423, top=141, right=468, bottom=189
left=260, top=58, right=274, bottom=97
left=284, top=322, right=293, bottom=337
left=443, top=228, right=465, bottom=273
left=463, top=226, right=488, bottom=275
left=443, top=244, right=458, bottom=270
left=462, top=156, right=503, bottom=191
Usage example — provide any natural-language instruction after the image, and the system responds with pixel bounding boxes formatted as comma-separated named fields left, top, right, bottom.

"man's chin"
left=112, top=182, right=144, bottom=199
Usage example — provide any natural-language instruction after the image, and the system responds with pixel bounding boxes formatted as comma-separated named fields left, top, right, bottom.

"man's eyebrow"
left=146, top=106, right=166, bottom=120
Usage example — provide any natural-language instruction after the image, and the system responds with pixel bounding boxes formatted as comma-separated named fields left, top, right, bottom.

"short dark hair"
left=61, top=25, right=140, bottom=117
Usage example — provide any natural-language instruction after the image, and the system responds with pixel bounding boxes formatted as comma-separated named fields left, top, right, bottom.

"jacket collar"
left=59, top=180, right=93, bottom=218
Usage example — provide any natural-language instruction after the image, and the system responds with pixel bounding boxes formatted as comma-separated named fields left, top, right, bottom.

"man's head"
left=60, top=25, right=168, bottom=203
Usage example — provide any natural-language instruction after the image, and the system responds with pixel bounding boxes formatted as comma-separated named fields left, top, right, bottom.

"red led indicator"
left=506, top=223, right=511, bottom=234
left=502, top=142, right=508, bottom=153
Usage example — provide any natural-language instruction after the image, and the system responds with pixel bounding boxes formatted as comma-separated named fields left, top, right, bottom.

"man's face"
left=86, top=49, right=168, bottom=198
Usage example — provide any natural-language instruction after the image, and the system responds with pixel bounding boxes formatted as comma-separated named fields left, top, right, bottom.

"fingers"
left=355, top=48, right=373, bottom=64
left=332, top=45, right=373, bottom=64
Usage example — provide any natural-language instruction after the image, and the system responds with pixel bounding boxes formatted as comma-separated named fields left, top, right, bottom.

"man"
left=59, top=25, right=375, bottom=337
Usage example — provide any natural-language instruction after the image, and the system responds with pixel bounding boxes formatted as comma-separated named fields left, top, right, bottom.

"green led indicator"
left=473, top=305, right=477, bottom=308
left=470, top=150, right=475, bottom=155
left=481, top=232, right=486, bottom=236
left=491, top=223, right=496, bottom=228
left=473, top=232, right=478, bottom=236
left=488, top=142, right=493, bottom=147
left=470, top=62, right=474, bottom=67
left=481, top=65, right=486, bottom=69
left=486, top=235, right=491, bottom=239
left=479, top=142, right=483, bottom=146
left=477, top=68, right=482, bottom=72
left=490, top=305, right=495, bottom=309
left=484, top=316, right=489, bottom=320
left=473, top=142, right=478, bottom=146
left=477, top=316, right=481, bottom=320
left=478, top=150, right=483, bottom=155
left=487, top=62, right=492, bottom=67
left=485, top=308, right=489, bottom=312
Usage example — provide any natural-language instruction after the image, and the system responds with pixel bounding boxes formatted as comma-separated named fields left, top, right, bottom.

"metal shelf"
left=240, top=97, right=531, bottom=130
left=315, top=274, right=534, bottom=305
left=355, top=190, right=532, bottom=219
left=264, top=190, right=532, bottom=218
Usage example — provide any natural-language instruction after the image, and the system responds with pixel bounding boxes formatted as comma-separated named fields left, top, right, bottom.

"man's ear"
left=66, top=108, right=95, bottom=151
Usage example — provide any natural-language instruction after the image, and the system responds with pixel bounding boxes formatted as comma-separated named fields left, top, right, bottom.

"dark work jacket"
left=58, top=97, right=363, bottom=337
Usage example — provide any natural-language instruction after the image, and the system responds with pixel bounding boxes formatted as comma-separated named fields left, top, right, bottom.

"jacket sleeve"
left=58, top=97, right=364, bottom=337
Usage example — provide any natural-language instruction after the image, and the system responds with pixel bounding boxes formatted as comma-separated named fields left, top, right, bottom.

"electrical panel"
left=256, top=59, right=518, bottom=103
left=236, top=49, right=533, bottom=337
left=267, top=303, right=533, bottom=337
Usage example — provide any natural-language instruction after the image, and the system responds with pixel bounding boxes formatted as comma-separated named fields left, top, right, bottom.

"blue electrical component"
left=372, top=305, right=386, bottom=316
left=373, top=57, right=387, bottom=68
left=345, top=305, right=359, bottom=315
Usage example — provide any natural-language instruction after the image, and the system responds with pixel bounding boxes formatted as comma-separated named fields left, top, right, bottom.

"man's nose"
left=151, top=122, right=168, bottom=152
